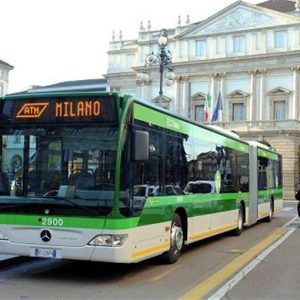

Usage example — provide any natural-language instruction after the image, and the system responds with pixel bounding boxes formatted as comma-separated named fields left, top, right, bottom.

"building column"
left=249, top=69, right=258, bottom=121
left=259, top=69, right=267, bottom=121
left=182, top=77, right=190, bottom=118
left=174, top=78, right=181, bottom=115
left=291, top=66, right=300, bottom=120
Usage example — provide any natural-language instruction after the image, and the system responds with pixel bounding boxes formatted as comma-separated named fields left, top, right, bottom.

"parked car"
left=183, top=180, right=215, bottom=194
left=133, top=184, right=185, bottom=208
left=165, top=185, right=184, bottom=195
left=133, top=185, right=158, bottom=208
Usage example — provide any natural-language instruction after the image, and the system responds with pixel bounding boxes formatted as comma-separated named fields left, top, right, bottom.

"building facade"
left=105, top=0, right=300, bottom=199
left=0, top=59, right=13, bottom=97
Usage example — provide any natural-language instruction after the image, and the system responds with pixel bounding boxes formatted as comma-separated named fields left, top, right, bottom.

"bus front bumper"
left=0, top=240, right=135, bottom=263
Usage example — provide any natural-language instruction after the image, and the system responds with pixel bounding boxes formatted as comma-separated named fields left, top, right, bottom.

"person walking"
left=295, top=187, right=300, bottom=217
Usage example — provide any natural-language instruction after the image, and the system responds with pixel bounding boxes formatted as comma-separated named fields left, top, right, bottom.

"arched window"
left=191, top=92, right=206, bottom=122
left=267, top=87, right=290, bottom=121
left=228, top=90, right=249, bottom=122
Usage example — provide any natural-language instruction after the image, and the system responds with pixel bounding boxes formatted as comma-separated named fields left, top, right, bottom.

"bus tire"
left=265, top=201, right=273, bottom=223
left=233, top=206, right=243, bottom=236
left=162, top=213, right=184, bottom=264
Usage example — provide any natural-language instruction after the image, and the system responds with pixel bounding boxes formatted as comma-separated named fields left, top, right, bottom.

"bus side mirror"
left=133, top=130, right=149, bottom=161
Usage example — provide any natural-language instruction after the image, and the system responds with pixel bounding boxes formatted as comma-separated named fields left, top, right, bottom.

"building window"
left=275, top=30, right=287, bottom=48
left=274, top=101, right=286, bottom=120
left=196, top=40, right=206, bottom=57
left=191, top=92, right=206, bottom=122
left=268, top=87, right=290, bottom=120
left=126, top=54, right=134, bottom=68
left=233, top=36, right=245, bottom=53
left=195, top=105, right=204, bottom=122
left=232, top=103, right=244, bottom=121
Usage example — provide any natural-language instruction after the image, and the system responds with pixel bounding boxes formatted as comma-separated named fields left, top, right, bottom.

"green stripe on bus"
left=0, top=192, right=251, bottom=230
left=0, top=214, right=143, bottom=230
left=0, top=214, right=107, bottom=229
left=258, top=189, right=283, bottom=198
left=257, top=148, right=278, bottom=160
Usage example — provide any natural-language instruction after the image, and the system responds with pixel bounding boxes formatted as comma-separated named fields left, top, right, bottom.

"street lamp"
left=144, top=29, right=175, bottom=104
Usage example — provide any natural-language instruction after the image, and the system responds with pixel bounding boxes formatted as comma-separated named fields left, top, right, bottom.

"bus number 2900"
left=41, top=218, right=64, bottom=227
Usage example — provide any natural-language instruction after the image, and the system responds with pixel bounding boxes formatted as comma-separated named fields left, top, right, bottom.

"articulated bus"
left=0, top=92, right=283, bottom=264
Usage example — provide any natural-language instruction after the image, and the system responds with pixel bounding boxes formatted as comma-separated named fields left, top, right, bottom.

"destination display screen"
left=0, top=95, right=117, bottom=124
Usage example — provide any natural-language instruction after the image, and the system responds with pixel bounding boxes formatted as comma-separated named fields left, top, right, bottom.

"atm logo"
left=16, top=103, right=49, bottom=118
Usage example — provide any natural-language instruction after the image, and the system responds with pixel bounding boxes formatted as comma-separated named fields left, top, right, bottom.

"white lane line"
left=208, top=217, right=297, bottom=300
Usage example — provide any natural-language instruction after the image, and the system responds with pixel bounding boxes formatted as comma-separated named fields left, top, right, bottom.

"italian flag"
left=204, top=92, right=211, bottom=122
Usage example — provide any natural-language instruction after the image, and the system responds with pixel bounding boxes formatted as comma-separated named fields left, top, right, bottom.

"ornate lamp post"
left=144, top=29, right=175, bottom=105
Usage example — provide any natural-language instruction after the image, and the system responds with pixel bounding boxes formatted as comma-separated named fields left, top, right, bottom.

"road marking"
left=149, top=264, right=182, bottom=282
left=179, top=225, right=290, bottom=300
left=283, top=207, right=294, bottom=212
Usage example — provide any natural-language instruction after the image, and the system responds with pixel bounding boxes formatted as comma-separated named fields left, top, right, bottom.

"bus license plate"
left=32, top=248, right=61, bottom=258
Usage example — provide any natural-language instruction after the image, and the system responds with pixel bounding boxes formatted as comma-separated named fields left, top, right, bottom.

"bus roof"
left=3, top=90, right=118, bottom=100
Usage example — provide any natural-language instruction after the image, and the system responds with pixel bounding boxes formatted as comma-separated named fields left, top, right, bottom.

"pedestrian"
left=295, top=187, right=300, bottom=217
left=0, top=171, right=10, bottom=195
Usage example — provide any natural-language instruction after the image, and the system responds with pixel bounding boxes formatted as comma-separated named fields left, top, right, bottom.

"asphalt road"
left=0, top=201, right=298, bottom=300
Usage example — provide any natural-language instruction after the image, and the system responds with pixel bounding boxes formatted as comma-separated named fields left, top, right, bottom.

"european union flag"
left=211, top=92, right=223, bottom=122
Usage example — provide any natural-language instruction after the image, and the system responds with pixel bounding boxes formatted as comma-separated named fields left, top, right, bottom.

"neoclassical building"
left=105, top=0, right=300, bottom=199
left=0, top=59, right=13, bottom=97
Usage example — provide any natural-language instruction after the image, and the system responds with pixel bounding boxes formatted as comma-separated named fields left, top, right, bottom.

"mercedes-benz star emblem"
left=40, top=230, right=51, bottom=242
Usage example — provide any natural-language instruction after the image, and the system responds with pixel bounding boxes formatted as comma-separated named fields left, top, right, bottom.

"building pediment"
left=191, top=92, right=206, bottom=100
left=176, top=1, right=300, bottom=38
left=267, top=86, right=291, bottom=95
left=227, top=89, right=249, bottom=97
left=152, top=95, right=172, bottom=104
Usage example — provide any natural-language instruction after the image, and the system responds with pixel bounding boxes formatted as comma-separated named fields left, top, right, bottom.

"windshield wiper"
left=0, top=203, right=31, bottom=211
left=47, top=196, right=99, bottom=216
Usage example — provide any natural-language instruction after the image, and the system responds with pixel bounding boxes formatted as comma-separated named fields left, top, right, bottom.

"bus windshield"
left=0, top=126, right=118, bottom=216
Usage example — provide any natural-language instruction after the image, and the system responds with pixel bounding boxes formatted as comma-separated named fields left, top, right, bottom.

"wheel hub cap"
left=171, top=225, right=183, bottom=251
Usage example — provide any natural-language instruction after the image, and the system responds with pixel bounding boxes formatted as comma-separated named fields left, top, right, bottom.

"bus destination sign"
left=55, top=100, right=101, bottom=118
left=1, top=96, right=117, bottom=124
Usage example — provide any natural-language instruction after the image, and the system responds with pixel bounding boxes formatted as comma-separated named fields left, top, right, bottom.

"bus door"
left=248, top=144, right=258, bottom=225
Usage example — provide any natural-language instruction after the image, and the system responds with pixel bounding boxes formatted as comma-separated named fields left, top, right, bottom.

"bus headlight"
left=0, top=230, right=8, bottom=240
left=88, top=234, right=128, bottom=247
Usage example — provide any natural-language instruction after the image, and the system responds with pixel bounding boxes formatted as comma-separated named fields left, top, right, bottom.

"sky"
left=0, top=0, right=261, bottom=93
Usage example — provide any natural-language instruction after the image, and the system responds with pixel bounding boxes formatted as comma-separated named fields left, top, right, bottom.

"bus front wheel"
left=162, top=213, right=184, bottom=264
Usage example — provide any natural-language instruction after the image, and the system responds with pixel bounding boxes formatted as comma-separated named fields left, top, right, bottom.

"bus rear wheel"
left=233, top=206, right=243, bottom=236
left=162, top=213, right=184, bottom=264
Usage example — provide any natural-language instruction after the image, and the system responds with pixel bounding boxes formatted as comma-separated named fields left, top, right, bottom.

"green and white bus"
left=0, top=92, right=283, bottom=263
